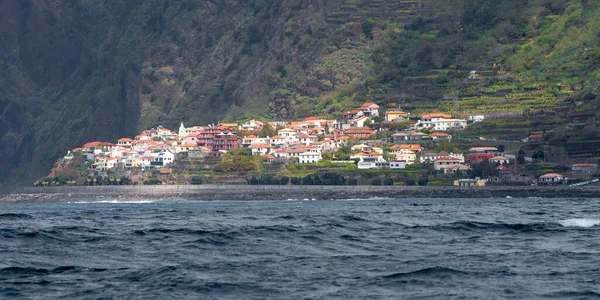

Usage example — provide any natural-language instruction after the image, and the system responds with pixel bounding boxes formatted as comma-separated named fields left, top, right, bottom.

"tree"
left=497, top=144, right=505, bottom=153
left=383, top=178, right=394, bottom=186
left=191, top=176, right=203, bottom=184
left=371, top=178, right=382, bottom=185
left=321, top=172, right=346, bottom=185
left=517, top=148, right=525, bottom=164
left=279, top=176, right=289, bottom=185
left=418, top=178, right=429, bottom=186
left=532, top=149, right=545, bottom=160
left=347, top=178, right=358, bottom=185
left=291, top=177, right=302, bottom=185
left=362, top=21, right=374, bottom=39
left=248, top=175, right=259, bottom=185
left=302, top=175, right=314, bottom=185
left=313, top=175, right=323, bottom=185
left=405, top=178, right=416, bottom=186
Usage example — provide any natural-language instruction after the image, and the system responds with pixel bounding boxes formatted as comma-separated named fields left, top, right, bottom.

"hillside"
left=1, top=0, right=599, bottom=191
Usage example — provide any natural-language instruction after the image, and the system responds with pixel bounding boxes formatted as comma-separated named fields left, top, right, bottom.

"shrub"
left=279, top=176, right=289, bottom=185
left=371, top=178, right=382, bottom=185
left=302, top=175, right=314, bottom=185
left=291, top=177, right=302, bottom=185
left=144, top=177, right=162, bottom=185
left=383, top=178, right=394, bottom=186
left=190, top=176, right=203, bottom=185
left=405, top=178, right=416, bottom=186
left=418, top=178, right=429, bottom=186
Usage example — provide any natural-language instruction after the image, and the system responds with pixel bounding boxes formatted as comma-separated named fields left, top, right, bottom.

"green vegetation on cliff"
left=2, top=0, right=600, bottom=190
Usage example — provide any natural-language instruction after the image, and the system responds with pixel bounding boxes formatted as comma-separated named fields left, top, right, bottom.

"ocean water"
left=1, top=198, right=600, bottom=299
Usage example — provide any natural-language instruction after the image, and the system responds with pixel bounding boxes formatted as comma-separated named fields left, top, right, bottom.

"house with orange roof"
left=385, top=110, right=408, bottom=122
left=429, top=132, right=452, bottom=141
left=360, top=102, right=380, bottom=117
left=242, top=134, right=268, bottom=147
left=175, top=143, right=197, bottom=153
left=342, top=108, right=364, bottom=120
left=251, top=143, right=272, bottom=156
left=571, top=163, right=598, bottom=174
left=274, top=148, right=289, bottom=158
left=135, top=134, right=152, bottom=141
left=388, top=144, right=420, bottom=165
left=269, top=136, right=286, bottom=148
left=117, top=138, right=133, bottom=147
left=538, top=173, right=564, bottom=184
left=343, top=127, right=375, bottom=139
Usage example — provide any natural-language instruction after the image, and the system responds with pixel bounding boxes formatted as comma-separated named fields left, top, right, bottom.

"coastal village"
left=39, top=102, right=599, bottom=187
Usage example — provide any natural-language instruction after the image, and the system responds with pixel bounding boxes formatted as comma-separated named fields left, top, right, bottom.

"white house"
left=251, top=143, right=272, bottom=156
left=357, top=155, right=388, bottom=169
left=490, top=156, right=510, bottom=165
left=415, top=113, right=467, bottom=131
left=538, top=173, right=564, bottom=184
left=299, top=152, right=322, bottom=164
left=298, top=133, right=318, bottom=146
left=155, top=148, right=176, bottom=166
left=389, top=160, right=407, bottom=169
left=360, top=102, right=380, bottom=117
left=349, top=116, right=370, bottom=128
left=277, top=128, right=298, bottom=145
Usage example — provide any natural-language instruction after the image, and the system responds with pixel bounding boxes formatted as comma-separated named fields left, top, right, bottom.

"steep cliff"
left=1, top=0, right=599, bottom=190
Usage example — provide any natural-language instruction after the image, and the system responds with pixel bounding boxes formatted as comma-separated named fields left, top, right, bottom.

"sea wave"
left=410, top=221, right=554, bottom=232
left=0, top=213, right=34, bottom=219
left=557, top=218, right=600, bottom=228
left=68, top=200, right=159, bottom=204
left=383, top=266, right=467, bottom=278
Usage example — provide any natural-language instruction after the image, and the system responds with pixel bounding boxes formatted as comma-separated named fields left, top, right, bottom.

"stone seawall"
left=2, top=185, right=599, bottom=202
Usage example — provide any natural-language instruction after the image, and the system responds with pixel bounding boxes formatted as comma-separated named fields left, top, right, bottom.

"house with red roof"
left=571, top=163, right=598, bottom=174
left=251, top=143, right=272, bottom=156
left=343, top=127, right=375, bottom=139
left=360, top=102, right=380, bottom=117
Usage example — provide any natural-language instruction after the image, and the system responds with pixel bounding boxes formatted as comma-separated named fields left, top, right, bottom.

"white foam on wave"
left=558, top=218, right=600, bottom=228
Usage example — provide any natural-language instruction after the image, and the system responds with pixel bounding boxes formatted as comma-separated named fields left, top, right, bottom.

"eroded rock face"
left=0, top=0, right=141, bottom=192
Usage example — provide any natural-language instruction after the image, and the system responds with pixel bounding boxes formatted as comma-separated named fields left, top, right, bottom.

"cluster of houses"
left=61, top=100, right=598, bottom=185
left=64, top=102, right=474, bottom=174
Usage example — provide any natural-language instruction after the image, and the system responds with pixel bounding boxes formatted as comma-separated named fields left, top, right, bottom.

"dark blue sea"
left=1, top=197, right=600, bottom=299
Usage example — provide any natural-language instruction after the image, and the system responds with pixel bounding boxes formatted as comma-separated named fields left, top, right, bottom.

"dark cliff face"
left=0, top=0, right=343, bottom=190
left=1, top=0, right=599, bottom=190
left=0, top=0, right=141, bottom=191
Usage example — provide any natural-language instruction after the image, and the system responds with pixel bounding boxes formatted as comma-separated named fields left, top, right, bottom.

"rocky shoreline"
left=2, top=185, right=599, bottom=202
